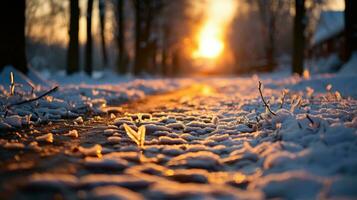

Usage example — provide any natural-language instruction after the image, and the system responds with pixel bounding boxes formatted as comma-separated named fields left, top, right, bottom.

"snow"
left=1, top=66, right=357, bottom=199
left=79, top=144, right=102, bottom=157
left=83, top=157, right=129, bottom=170
left=339, top=52, right=357, bottom=74
left=26, top=173, right=78, bottom=189
left=35, top=133, right=53, bottom=143
left=312, top=11, right=344, bottom=46
left=89, top=185, right=144, bottom=200
left=308, top=53, right=343, bottom=74
left=249, top=171, right=324, bottom=199
left=270, top=73, right=357, bottom=98
left=0, top=66, right=191, bottom=129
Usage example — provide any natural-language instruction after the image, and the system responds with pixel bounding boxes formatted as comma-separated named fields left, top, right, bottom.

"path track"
left=0, top=84, right=216, bottom=199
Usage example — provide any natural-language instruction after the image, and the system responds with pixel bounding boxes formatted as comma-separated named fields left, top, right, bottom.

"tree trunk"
left=345, top=0, right=357, bottom=60
left=161, top=22, right=170, bottom=76
left=117, top=0, right=126, bottom=74
left=67, top=0, right=80, bottom=75
left=143, top=3, right=153, bottom=74
left=172, top=49, right=181, bottom=77
left=292, top=0, right=305, bottom=75
left=99, top=0, right=108, bottom=67
left=0, top=0, right=28, bottom=74
left=256, top=0, right=279, bottom=72
left=134, top=0, right=154, bottom=76
left=85, top=0, right=94, bottom=76
left=134, top=0, right=144, bottom=75
left=266, top=15, right=276, bottom=70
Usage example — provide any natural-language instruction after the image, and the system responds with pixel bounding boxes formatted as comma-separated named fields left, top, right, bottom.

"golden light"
left=192, top=0, right=238, bottom=60
left=194, top=23, right=224, bottom=59
left=201, top=85, right=214, bottom=95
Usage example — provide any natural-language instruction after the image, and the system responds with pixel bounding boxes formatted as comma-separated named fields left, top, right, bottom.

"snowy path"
left=1, top=75, right=357, bottom=199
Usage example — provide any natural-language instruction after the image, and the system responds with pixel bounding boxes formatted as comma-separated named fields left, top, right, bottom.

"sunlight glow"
left=201, top=85, right=214, bottom=95
left=194, top=24, right=224, bottom=58
left=193, top=0, right=237, bottom=59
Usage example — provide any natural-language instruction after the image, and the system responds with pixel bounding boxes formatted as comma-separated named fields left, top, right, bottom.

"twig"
left=7, top=86, right=59, bottom=108
left=28, top=81, right=35, bottom=95
left=4, top=109, right=8, bottom=118
left=258, top=81, right=276, bottom=116
left=306, top=114, right=314, bottom=125
left=10, top=72, right=15, bottom=95
left=280, top=89, right=287, bottom=109
left=255, top=116, right=260, bottom=123
left=297, top=122, right=302, bottom=129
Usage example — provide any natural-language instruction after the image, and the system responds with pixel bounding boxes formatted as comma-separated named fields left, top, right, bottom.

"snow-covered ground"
left=1, top=66, right=357, bottom=199
left=0, top=66, right=192, bottom=129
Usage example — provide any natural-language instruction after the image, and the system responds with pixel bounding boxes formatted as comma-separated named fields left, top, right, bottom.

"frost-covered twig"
left=28, top=81, right=35, bottom=95
left=306, top=114, right=315, bottom=125
left=3, top=109, right=8, bottom=118
left=279, top=89, right=288, bottom=109
left=258, top=81, right=276, bottom=116
left=7, top=86, right=59, bottom=108
left=9, top=72, right=15, bottom=95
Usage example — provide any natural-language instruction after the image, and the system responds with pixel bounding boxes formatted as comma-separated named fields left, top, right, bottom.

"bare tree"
left=0, top=0, right=28, bottom=74
left=133, top=0, right=164, bottom=75
left=85, top=0, right=94, bottom=76
left=116, top=0, right=126, bottom=74
left=133, top=0, right=147, bottom=75
left=99, top=0, right=108, bottom=67
left=292, top=0, right=306, bottom=75
left=345, top=0, right=357, bottom=60
left=256, top=0, right=285, bottom=70
left=67, top=0, right=80, bottom=75
left=160, top=0, right=190, bottom=76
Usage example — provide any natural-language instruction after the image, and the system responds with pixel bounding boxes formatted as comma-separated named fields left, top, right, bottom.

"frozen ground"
left=1, top=67, right=357, bottom=199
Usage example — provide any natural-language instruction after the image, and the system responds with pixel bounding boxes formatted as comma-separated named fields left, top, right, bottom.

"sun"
left=194, top=24, right=224, bottom=59
left=192, top=0, right=237, bottom=60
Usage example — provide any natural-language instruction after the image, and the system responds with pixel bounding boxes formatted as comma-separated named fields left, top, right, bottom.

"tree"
left=133, top=0, right=146, bottom=75
left=292, top=0, right=306, bottom=75
left=67, top=0, right=80, bottom=75
left=344, top=0, right=357, bottom=60
left=99, top=0, right=108, bottom=67
left=133, top=0, right=163, bottom=75
left=0, top=0, right=28, bottom=74
left=256, top=0, right=284, bottom=71
left=159, top=0, right=188, bottom=76
left=85, top=0, right=94, bottom=76
left=116, top=0, right=126, bottom=74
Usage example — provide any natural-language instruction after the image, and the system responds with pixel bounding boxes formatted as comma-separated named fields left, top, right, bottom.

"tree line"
left=1, top=0, right=186, bottom=77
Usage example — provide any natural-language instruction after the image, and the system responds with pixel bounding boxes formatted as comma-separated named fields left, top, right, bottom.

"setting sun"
left=192, top=0, right=238, bottom=60
left=194, top=24, right=224, bottom=59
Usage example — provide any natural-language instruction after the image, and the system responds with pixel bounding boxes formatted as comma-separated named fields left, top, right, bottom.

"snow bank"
left=339, top=52, right=357, bottom=75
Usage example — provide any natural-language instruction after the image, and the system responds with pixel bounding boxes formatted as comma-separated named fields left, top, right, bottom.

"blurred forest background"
left=1, top=0, right=354, bottom=78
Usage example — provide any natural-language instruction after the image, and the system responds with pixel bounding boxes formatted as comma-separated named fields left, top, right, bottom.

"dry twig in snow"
left=7, top=86, right=59, bottom=108
left=258, top=81, right=276, bottom=116
left=9, top=72, right=15, bottom=95
left=280, top=89, right=288, bottom=108
left=306, top=114, right=315, bottom=126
